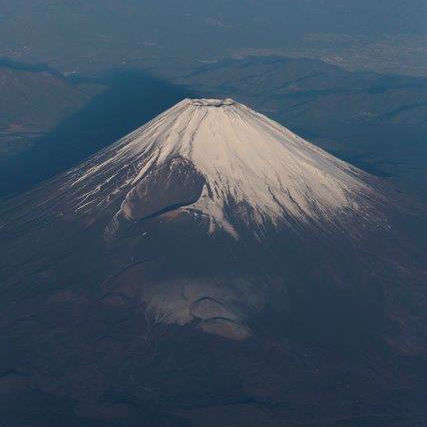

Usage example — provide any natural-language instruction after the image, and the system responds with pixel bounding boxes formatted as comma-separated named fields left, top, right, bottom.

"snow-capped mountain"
left=0, top=99, right=424, bottom=427
left=47, top=98, right=387, bottom=239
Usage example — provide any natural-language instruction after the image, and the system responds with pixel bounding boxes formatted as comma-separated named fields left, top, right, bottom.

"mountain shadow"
left=0, top=69, right=196, bottom=198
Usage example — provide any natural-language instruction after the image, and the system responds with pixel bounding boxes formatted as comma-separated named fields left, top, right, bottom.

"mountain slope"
left=0, top=99, right=425, bottom=427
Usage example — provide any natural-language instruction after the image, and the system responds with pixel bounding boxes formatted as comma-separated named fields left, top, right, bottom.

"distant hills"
left=0, top=59, right=104, bottom=157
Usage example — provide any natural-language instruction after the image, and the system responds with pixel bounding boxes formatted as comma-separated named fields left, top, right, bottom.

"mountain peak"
left=187, top=98, right=235, bottom=107
left=65, top=98, right=385, bottom=238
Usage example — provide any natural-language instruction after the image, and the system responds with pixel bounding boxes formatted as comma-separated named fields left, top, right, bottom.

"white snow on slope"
left=70, top=98, right=380, bottom=237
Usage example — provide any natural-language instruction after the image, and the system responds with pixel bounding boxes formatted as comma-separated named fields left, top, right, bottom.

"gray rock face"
left=121, top=157, right=205, bottom=221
